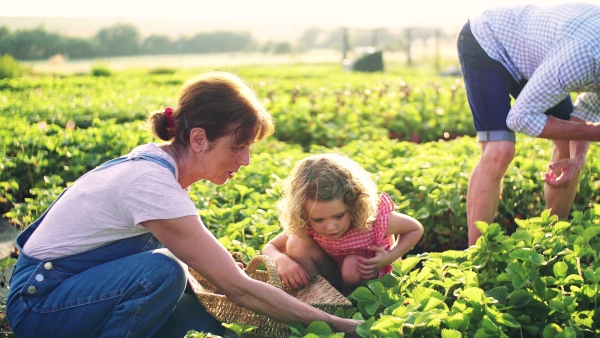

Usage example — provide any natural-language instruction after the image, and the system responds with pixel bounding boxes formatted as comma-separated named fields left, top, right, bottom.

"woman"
left=6, top=71, right=362, bottom=338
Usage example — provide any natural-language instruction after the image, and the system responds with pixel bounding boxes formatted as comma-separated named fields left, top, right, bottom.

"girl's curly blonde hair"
left=278, top=153, right=379, bottom=237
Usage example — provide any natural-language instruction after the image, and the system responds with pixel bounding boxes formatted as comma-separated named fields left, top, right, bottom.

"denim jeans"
left=6, top=152, right=224, bottom=338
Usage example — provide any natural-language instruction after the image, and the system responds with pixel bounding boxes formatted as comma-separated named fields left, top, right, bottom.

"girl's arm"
left=384, top=212, right=424, bottom=261
left=356, top=212, right=424, bottom=279
left=262, top=232, right=311, bottom=289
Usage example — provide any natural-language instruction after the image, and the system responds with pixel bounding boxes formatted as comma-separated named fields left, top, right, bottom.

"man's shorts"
left=457, top=21, right=573, bottom=143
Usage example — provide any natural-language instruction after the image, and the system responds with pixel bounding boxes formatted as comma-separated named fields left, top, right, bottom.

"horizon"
left=4, top=0, right=594, bottom=28
left=3, top=0, right=599, bottom=42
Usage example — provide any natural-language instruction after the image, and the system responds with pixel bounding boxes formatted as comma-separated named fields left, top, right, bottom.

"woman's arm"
left=144, top=216, right=360, bottom=334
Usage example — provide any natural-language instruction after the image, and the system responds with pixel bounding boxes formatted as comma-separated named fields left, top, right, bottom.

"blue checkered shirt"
left=469, top=3, right=600, bottom=136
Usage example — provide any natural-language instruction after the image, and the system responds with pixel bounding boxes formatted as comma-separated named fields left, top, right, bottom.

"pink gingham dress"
left=304, top=192, right=395, bottom=278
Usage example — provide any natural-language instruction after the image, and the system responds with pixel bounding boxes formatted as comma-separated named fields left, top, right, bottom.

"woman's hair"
left=147, top=71, right=275, bottom=150
left=278, top=153, right=379, bottom=237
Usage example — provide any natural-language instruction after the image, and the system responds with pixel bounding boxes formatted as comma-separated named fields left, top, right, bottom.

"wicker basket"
left=188, top=255, right=352, bottom=338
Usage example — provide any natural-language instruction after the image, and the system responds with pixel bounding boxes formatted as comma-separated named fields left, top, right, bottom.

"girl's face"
left=304, top=197, right=352, bottom=239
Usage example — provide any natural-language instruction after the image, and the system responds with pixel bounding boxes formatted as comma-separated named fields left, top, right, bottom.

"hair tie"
left=165, top=107, right=175, bottom=130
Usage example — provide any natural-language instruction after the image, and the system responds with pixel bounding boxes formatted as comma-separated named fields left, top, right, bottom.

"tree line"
left=0, top=23, right=455, bottom=61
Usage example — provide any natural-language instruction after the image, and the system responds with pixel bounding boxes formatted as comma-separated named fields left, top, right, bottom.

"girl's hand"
left=275, top=255, right=311, bottom=289
left=356, top=245, right=389, bottom=279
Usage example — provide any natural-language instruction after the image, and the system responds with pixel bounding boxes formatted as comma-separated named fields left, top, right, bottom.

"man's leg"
left=467, top=141, right=515, bottom=246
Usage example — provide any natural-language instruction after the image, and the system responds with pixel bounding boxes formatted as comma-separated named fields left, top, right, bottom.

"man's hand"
left=543, top=157, right=584, bottom=188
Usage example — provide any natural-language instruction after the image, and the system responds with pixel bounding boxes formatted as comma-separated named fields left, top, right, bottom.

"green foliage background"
left=2, top=61, right=599, bottom=336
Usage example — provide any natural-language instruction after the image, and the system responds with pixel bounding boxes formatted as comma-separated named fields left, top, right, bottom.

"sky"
left=3, top=0, right=599, bottom=28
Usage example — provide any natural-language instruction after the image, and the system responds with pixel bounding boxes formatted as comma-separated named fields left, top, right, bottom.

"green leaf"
left=356, top=317, right=375, bottom=337
left=394, top=256, right=422, bottom=276
left=485, top=306, right=521, bottom=328
left=505, top=262, right=535, bottom=289
left=446, top=312, right=469, bottom=332
left=441, top=329, right=462, bottom=338
left=583, top=267, right=600, bottom=283
left=305, top=321, right=332, bottom=335
left=555, top=327, right=578, bottom=338
left=365, top=300, right=381, bottom=315
left=351, top=286, right=376, bottom=302
left=508, top=289, right=533, bottom=307
left=481, top=316, right=500, bottom=333
left=222, top=323, right=257, bottom=335
left=553, top=261, right=568, bottom=279
left=287, top=322, right=304, bottom=335
left=552, top=221, right=571, bottom=234
left=572, top=310, right=595, bottom=329
left=368, top=281, right=385, bottom=298
left=509, top=248, right=545, bottom=267
left=475, top=221, right=489, bottom=235
left=460, top=287, right=485, bottom=303
left=542, top=323, right=562, bottom=338
left=415, top=207, right=430, bottom=219
left=582, top=226, right=600, bottom=243
left=549, top=296, right=577, bottom=314
left=379, top=273, right=400, bottom=288
left=485, top=286, right=508, bottom=305
left=420, top=297, right=445, bottom=311
left=562, top=274, right=583, bottom=285
left=0, top=256, right=16, bottom=269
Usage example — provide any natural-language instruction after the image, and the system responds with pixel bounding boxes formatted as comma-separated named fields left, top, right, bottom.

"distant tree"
left=0, top=26, right=9, bottom=40
left=95, top=23, right=141, bottom=56
left=1, top=26, right=64, bottom=60
left=141, top=34, right=175, bottom=55
left=298, top=27, right=323, bottom=50
left=320, top=27, right=347, bottom=50
left=183, top=31, right=256, bottom=53
left=273, top=42, right=292, bottom=54
left=63, top=37, right=100, bottom=59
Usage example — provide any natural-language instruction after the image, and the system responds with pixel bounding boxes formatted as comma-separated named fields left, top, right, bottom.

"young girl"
left=263, top=153, right=424, bottom=294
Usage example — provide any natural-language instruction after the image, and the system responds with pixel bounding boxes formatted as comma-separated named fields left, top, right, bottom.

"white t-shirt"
left=23, top=143, right=199, bottom=260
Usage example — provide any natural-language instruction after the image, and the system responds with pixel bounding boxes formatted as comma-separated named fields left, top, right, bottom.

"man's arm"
left=537, top=116, right=600, bottom=141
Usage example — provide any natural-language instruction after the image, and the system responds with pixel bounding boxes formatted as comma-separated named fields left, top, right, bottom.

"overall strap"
left=15, top=152, right=176, bottom=249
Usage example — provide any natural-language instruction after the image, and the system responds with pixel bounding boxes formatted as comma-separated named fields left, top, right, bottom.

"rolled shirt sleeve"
left=506, top=41, right=600, bottom=136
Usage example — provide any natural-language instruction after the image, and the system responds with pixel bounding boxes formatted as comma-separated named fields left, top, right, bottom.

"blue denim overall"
left=6, top=152, right=224, bottom=338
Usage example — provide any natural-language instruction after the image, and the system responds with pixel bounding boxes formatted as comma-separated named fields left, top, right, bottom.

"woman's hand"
left=330, top=316, right=363, bottom=338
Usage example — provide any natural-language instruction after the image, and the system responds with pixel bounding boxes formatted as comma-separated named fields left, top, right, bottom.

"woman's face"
left=202, top=134, right=251, bottom=185
left=304, top=197, right=352, bottom=239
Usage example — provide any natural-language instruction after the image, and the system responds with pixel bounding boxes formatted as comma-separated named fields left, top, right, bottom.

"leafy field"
left=2, top=62, right=599, bottom=336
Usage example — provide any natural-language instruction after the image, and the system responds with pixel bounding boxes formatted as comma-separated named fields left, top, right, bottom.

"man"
left=457, top=3, right=600, bottom=246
